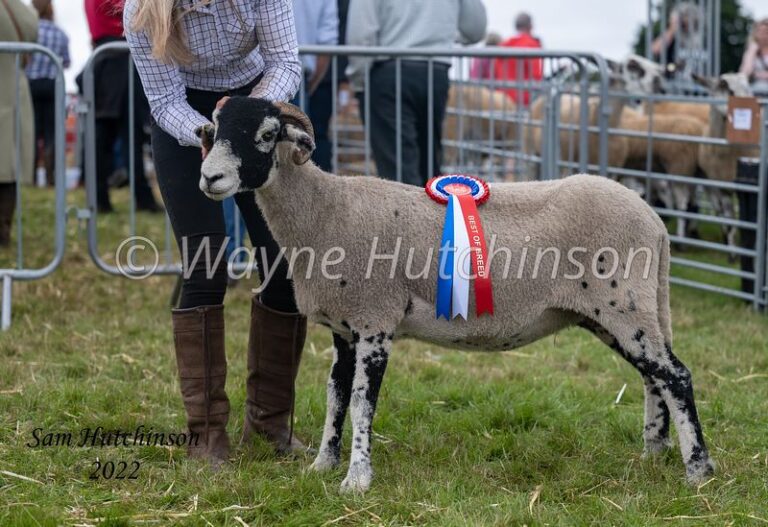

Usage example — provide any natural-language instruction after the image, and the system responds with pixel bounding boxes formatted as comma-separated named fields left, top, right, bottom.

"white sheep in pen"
left=198, top=98, right=714, bottom=493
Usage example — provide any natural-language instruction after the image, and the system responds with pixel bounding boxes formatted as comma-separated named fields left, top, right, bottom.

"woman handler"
left=124, top=0, right=321, bottom=467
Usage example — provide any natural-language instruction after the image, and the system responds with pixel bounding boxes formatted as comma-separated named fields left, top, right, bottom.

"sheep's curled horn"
left=275, top=102, right=316, bottom=165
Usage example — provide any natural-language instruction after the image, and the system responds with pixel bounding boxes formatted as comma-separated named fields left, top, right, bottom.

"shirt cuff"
left=179, top=113, right=212, bottom=148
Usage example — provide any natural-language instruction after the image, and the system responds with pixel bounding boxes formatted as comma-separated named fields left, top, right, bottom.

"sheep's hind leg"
left=340, top=329, right=393, bottom=494
left=309, top=334, right=355, bottom=472
left=586, top=315, right=713, bottom=483
left=579, top=320, right=672, bottom=455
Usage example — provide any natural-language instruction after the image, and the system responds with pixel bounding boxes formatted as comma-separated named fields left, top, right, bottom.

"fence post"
left=754, top=104, right=768, bottom=311
left=1, top=275, right=11, bottom=331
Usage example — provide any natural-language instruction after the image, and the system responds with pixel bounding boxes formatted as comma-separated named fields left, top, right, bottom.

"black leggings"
left=151, top=81, right=295, bottom=312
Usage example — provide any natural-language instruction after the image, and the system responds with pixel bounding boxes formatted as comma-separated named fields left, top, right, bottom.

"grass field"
left=1, top=188, right=767, bottom=526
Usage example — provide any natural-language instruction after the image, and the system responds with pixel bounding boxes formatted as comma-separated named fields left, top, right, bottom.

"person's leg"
left=430, top=65, right=450, bottom=180
left=365, top=62, right=420, bottom=184
left=233, top=191, right=311, bottom=453
left=123, top=87, right=161, bottom=212
left=0, top=183, right=16, bottom=247
left=411, top=62, right=449, bottom=185
left=363, top=63, right=397, bottom=180
left=309, top=79, right=334, bottom=172
left=95, top=118, right=118, bottom=212
left=222, top=197, right=239, bottom=262
left=151, top=122, right=231, bottom=466
left=29, top=80, right=45, bottom=184
left=41, top=79, right=57, bottom=186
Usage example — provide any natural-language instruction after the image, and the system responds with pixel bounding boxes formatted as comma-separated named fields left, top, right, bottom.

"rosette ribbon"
left=426, top=175, right=494, bottom=320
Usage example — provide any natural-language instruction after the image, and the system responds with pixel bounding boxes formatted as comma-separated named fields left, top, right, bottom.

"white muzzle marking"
left=200, top=140, right=241, bottom=200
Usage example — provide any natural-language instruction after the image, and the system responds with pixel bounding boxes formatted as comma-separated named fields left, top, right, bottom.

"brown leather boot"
left=0, top=183, right=16, bottom=247
left=172, top=305, right=230, bottom=468
left=241, top=297, right=309, bottom=454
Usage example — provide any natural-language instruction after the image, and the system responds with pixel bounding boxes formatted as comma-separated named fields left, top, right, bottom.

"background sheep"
left=620, top=58, right=761, bottom=249
left=618, top=108, right=705, bottom=238
left=198, top=97, right=714, bottom=494
left=525, top=55, right=667, bottom=176
left=442, top=84, right=519, bottom=180
left=692, top=73, right=760, bottom=248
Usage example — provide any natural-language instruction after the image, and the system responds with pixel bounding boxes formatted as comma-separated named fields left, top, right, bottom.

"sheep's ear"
left=195, top=124, right=216, bottom=151
left=281, top=124, right=316, bottom=165
left=606, top=59, right=622, bottom=74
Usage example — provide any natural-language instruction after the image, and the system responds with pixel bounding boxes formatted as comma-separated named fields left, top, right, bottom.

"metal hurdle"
left=75, top=43, right=767, bottom=312
left=555, top=85, right=767, bottom=309
left=78, top=44, right=609, bottom=276
left=0, top=43, right=67, bottom=331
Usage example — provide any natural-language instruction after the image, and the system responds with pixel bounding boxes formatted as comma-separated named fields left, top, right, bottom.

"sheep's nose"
left=204, top=173, right=224, bottom=187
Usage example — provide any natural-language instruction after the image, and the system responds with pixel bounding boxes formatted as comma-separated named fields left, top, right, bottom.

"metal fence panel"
left=77, top=43, right=766, bottom=311
left=0, top=43, right=67, bottom=331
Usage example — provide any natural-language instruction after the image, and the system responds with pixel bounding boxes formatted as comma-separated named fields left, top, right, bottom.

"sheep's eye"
left=261, top=131, right=276, bottom=142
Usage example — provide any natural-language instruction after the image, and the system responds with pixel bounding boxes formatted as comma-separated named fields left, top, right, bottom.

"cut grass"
left=1, top=188, right=767, bottom=526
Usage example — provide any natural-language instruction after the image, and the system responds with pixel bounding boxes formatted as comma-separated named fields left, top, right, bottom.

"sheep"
left=526, top=92, right=630, bottom=174
left=692, top=73, right=760, bottom=249
left=618, top=108, right=706, bottom=239
left=442, top=83, right=518, bottom=180
left=198, top=97, right=714, bottom=493
left=646, top=100, right=710, bottom=126
left=619, top=59, right=760, bottom=248
left=524, top=55, right=667, bottom=177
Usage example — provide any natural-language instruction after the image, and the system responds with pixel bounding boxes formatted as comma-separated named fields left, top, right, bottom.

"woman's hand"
left=201, top=97, right=231, bottom=159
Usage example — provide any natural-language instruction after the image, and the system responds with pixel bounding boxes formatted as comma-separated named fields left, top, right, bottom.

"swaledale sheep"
left=198, top=97, right=714, bottom=493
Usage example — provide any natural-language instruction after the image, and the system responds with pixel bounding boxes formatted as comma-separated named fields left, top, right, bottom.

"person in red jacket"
left=494, top=12, right=542, bottom=107
left=84, top=0, right=161, bottom=213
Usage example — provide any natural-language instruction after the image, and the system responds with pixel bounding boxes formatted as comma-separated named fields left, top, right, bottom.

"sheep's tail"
left=656, top=232, right=673, bottom=347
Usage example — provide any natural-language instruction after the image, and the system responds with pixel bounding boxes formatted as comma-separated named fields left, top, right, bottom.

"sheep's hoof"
left=308, top=453, right=339, bottom=472
left=642, top=438, right=674, bottom=458
left=339, top=463, right=372, bottom=494
left=686, top=458, right=716, bottom=485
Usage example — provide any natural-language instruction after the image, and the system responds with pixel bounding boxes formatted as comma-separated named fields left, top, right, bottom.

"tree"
left=633, top=0, right=753, bottom=75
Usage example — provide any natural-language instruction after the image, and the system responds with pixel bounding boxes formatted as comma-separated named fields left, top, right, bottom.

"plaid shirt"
left=26, top=19, right=70, bottom=80
left=124, top=0, right=301, bottom=147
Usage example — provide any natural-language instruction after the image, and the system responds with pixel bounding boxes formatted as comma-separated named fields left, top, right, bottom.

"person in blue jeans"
left=292, top=0, right=338, bottom=170
left=223, top=197, right=247, bottom=284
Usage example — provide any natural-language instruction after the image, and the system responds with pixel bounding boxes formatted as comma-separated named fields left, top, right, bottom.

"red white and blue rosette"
left=426, top=175, right=494, bottom=320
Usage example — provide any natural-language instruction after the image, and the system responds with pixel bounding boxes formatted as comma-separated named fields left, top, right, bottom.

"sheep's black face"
left=199, top=97, right=315, bottom=199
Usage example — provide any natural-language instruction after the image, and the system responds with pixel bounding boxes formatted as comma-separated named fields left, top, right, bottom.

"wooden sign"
left=726, top=96, right=762, bottom=145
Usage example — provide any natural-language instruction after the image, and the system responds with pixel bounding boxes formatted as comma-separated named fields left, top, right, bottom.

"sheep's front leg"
left=310, top=334, right=355, bottom=472
left=340, top=330, right=393, bottom=494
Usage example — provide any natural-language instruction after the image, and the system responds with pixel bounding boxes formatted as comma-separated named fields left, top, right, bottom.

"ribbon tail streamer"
left=451, top=195, right=470, bottom=320
left=436, top=196, right=454, bottom=320
left=457, top=193, right=495, bottom=317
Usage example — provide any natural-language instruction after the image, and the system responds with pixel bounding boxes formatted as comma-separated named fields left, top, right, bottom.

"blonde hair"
left=752, top=18, right=768, bottom=44
left=130, top=0, right=197, bottom=65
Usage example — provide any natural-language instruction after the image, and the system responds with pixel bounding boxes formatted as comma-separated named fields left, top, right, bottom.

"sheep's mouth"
left=202, top=183, right=239, bottom=201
